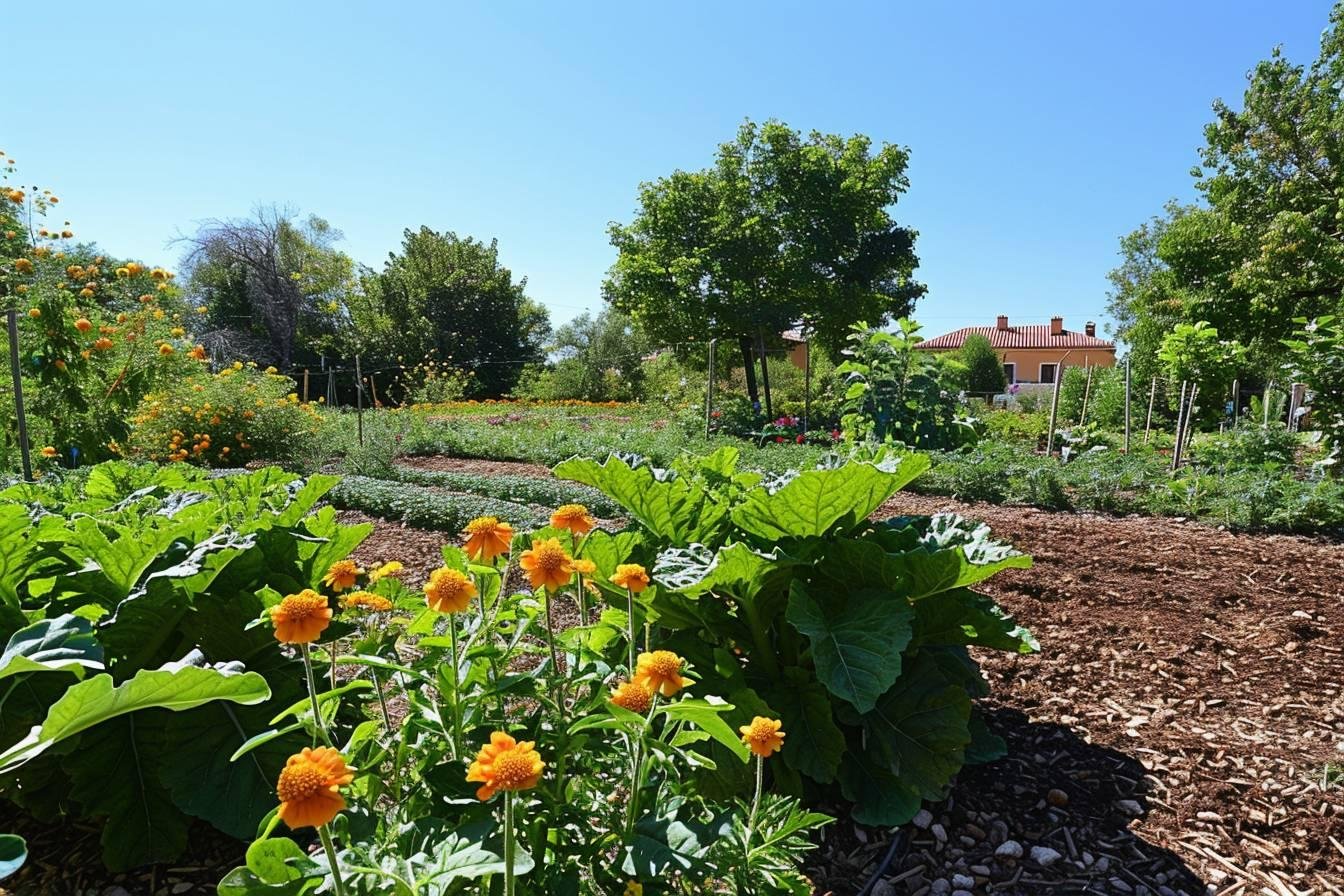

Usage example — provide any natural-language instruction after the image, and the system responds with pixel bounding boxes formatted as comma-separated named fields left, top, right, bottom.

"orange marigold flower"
left=60, top=230, right=73, bottom=239
left=342, top=591, right=393, bottom=613
left=40, top=446, right=58, bottom=458
left=5, top=189, right=23, bottom=204
left=269, top=589, right=332, bottom=644
left=276, top=746, right=353, bottom=829
left=158, top=343, right=175, bottom=356
left=14, top=258, right=33, bottom=274
left=633, top=650, right=691, bottom=697
left=462, top=516, right=513, bottom=562
left=27, top=307, right=40, bottom=318
left=611, top=564, right=650, bottom=594
left=94, top=337, right=114, bottom=351
left=465, top=731, right=544, bottom=801
left=321, top=559, right=362, bottom=592
left=74, top=317, right=92, bottom=332
left=79, top=288, right=95, bottom=299
left=368, top=560, right=403, bottom=582
left=188, top=344, right=207, bottom=360
left=571, top=558, right=597, bottom=576
left=115, top=267, right=130, bottom=279
left=550, top=503, right=596, bottom=535
left=125, top=262, right=143, bottom=277
left=609, top=679, right=653, bottom=715
left=519, top=538, right=574, bottom=591
left=739, top=716, right=786, bottom=758
left=424, top=567, right=477, bottom=613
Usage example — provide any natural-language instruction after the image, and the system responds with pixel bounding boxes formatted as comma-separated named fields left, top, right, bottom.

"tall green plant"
left=556, top=448, right=1036, bottom=825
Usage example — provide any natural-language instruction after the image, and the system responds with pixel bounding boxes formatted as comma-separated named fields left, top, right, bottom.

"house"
left=912, top=315, right=1116, bottom=385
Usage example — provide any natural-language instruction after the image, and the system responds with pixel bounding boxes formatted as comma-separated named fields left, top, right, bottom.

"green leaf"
left=0, top=659, right=270, bottom=773
left=762, top=670, right=845, bottom=784
left=620, top=808, right=731, bottom=878
left=785, top=584, right=913, bottom=713
left=554, top=454, right=730, bottom=545
left=910, top=588, right=1038, bottom=653
left=0, top=614, right=103, bottom=682
left=859, top=651, right=971, bottom=802
left=0, top=834, right=26, bottom=881
left=218, top=836, right=323, bottom=896
left=658, top=697, right=750, bottom=763
left=965, top=708, right=1007, bottom=765
left=730, top=456, right=929, bottom=540
left=874, top=514, right=1032, bottom=599
left=838, top=750, right=922, bottom=825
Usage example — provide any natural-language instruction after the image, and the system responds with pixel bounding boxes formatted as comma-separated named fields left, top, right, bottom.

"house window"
left=1002, top=363, right=1015, bottom=385
left=1040, top=363, right=1058, bottom=384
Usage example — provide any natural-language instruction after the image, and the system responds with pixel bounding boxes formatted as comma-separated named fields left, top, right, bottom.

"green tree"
left=1282, top=314, right=1344, bottom=450
left=362, top=228, right=549, bottom=396
left=1158, top=322, right=1245, bottom=424
left=605, top=119, right=925, bottom=409
left=959, top=333, right=1005, bottom=399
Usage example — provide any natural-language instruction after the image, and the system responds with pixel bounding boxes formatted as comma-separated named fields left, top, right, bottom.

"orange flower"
left=13, top=258, right=33, bottom=274
left=462, top=516, right=513, bottom=562
left=74, top=317, right=92, bottom=332
left=465, top=731, right=544, bottom=801
left=424, top=567, right=477, bottom=613
left=93, top=337, right=114, bottom=351
left=40, top=446, right=58, bottom=458
left=571, top=558, right=597, bottom=576
left=269, top=589, right=332, bottom=644
left=27, top=307, right=40, bottom=318
left=519, top=538, right=574, bottom=591
left=158, top=343, right=175, bottom=356
left=321, top=559, right=362, bottom=592
left=342, top=591, right=393, bottom=613
left=276, top=746, right=353, bottom=829
left=739, top=716, right=786, bottom=758
left=609, top=679, right=653, bottom=715
left=633, top=650, right=690, bottom=697
left=188, top=344, right=207, bottom=360
left=368, top=560, right=403, bottom=582
left=611, top=564, right=650, bottom=594
left=550, top=503, right=595, bottom=535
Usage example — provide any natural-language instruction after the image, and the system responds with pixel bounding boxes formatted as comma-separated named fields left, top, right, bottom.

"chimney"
left=996, top=314, right=1008, bottom=331
left=1085, top=321, right=1096, bottom=337
left=1050, top=316, right=1064, bottom=336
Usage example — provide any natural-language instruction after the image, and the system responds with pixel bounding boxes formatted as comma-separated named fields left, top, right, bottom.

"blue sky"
left=4, top=1, right=1333, bottom=341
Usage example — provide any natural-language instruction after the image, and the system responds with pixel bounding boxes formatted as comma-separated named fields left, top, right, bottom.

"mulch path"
left=8, top=460, right=1342, bottom=895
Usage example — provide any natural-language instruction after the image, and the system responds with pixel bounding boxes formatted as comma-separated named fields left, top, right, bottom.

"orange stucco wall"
left=918, top=345, right=1116, bottom=384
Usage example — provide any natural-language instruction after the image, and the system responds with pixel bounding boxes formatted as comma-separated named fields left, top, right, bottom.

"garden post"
left=1144, top=376, right=1157, bottom=444
left=7, top=310, right=33, bottom=482
left=739, top=336, right=759, bottom=409
left=1230, top=378, right=1238, bottom=429
left=803, top=331, right=810, bottom=435
left=1171, top=381, right=1188, bottom=470
left=1079, top=365, right=1093, bottom=425
left=757, top=328, right=773, bottom=420
left=1123, top=358, right=1131, bottom=453
left=303, top=368, right=310, bottom=403
left=1183, top=384, right=1199, bottom=457
left=355, top=355, right=364, bottom=447
left=705, top=338, right=717, bottom=439
left=1263, top=381, right=1273, bottom=425
left=1045, top=366, right=1064, bottom=455
left=370, top=374, right=379, bottom=408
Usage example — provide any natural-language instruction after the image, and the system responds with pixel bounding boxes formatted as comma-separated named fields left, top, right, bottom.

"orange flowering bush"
left=127, top=363, right=323, bottom=467
left=1, top=157, right=198, bottom=461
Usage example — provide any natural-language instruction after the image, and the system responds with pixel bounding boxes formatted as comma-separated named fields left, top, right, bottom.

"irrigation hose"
left=855, top=828, right=909, bottom=896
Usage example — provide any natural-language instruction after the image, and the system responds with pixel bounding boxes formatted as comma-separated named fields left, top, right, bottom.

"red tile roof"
left=914, top=324, right=1115, bottom=351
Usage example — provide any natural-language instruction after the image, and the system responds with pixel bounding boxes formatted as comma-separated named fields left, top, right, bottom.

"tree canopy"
left=604, top=119, right=925, bottom=359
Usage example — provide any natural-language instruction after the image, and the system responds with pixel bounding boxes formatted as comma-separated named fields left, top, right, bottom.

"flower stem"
left=745, top=754, right=764, bottom=852
left=503, top=791, right=516, bottom=896
left=625, top=587, right=636, bottom=672
left=300, top=644, right=333, bottom=747
left=447, top=619, right=463, bottom=759
left=318, top=824, right=347, bottom=896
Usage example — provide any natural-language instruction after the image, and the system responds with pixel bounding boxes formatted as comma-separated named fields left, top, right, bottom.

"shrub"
left=0, top=463, right=367, bottom=869
left=329, top=474, right=547, bottom=530
left=387, top=464, right=622, bottom=517
left=960, top=332, right=1005, bottom=399
left=128, top=363, right=323, bottom=467
left=1194, top=424, right=1300, bottom=469
left=556, top=449, right=1036, bottom=826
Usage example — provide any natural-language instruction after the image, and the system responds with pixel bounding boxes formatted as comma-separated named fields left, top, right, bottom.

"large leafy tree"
left=362, top=228, right=548, bottom=396
left=959, top=333, right=1006, bottom=399
left=605, top=119, right=925, bottom=407
left=1111, top=4, right=1344, bottom=374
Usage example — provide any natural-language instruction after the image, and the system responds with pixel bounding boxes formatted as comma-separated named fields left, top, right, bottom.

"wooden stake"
left=355, top=355, right=364, bottom=447
left=1123, top=358, right=1131, bottom=453
left=1046, top=367, right=1064, bottom=455
left=1143, top=376, right=1158, bottom=444
left=1230, top=378, right=1239, bottom=429
left=7, top=310, right=32, bottom=482
left=705, top=338, right=717, bottom=440
left=1171, top=381, right=1189, bottom=471
left=303, top=368, right=310, bottom=403
left=1183, top=383, right=1199, bottom=458
left=369, top=374, right=379, bottom=408
left=803, top=331, right=811, bottom=435
left=1079, top=365, right=1094, bottom=425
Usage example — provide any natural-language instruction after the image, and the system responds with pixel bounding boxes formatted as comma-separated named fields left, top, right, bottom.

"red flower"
left=796, top=434, right=805, bottom=444
left=775, top=436, right=785, bottom=444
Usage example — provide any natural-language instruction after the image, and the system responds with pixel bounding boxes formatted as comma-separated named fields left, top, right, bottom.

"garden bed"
left=7, top=463, right=1341, bottom=895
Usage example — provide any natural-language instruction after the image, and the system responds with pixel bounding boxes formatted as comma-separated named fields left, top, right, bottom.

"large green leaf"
left=0, top=614, right=103, bottom=682
left=762, top=669, right=845, bottom=784
left=837, top=751, right=922, bottom=826
left=910, top=588, right=1038, bottom=653
left=873, top=514, right=1032, bottom=599
left=620, top=805, right=731, bottom=878
left=730, top=456, right=929, bottom=540
left=0, top=659, right=270, bottom=773
left=786, top=583, right=913, bottom=713
left=858, top=651, right=971, bottom=802
left=658, top=697, right=750, bottom=764
left=217, top=837, right=323, bottom=896
left=553, top=454, right=730, bottom=545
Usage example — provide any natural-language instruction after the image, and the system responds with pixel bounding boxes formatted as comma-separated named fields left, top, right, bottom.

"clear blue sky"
left=4, top=1, right=1334, bottom=341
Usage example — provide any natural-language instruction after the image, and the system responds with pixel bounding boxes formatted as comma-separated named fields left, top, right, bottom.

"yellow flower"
left=519, top=538, right=574, bottom=591
left=342, top=591, right=393, bottom=613
left=424, top=567, right=477, bottom=613
left=368, top=560, right=403, bottom=582
left=611, top=564, right=650, bottom=593
left=739, top=716, right=786, bottom=758
left=633, top=650, right=690, bottom=697
left=13, top=258, right=33, bottom=274
left=321, top=559, right=363, bottom=592
left=571, top=558, right=597, bottom=576
left=79, top=288, right=95, bottom=299
left=158, top=343, right=175, bottom=356
left=465, top=731, right=544, bottom=801
left=624, top=883, right=644, bottom=896
left=276, top=746, right=353, bottom=829
left=462, top=516, right=513, bottom=562
left=269, top=589, right=332, bottom=644
left=609, top=679, right=653, bottom=715
left=41, top=446, right=58, bottom=458
left=550, top=503, right=595, bottom=535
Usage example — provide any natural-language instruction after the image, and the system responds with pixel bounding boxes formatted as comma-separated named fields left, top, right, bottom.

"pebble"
left=1030, top=845, right=1063, bottom=867
left=964, top=822, right=987, bottom=841
left=929, top=879, right=951, bottom=896
left=995, top=839, right=1024, bottom=859
left=871, top=881, right=897, bottom=896
left=969, top=864, right=991, bottom=876
left=931, top=823, right=948, bottom=843
left=1116, top=799, right=1144, bottom=817
left=951, top=874, right=975, bottom=889
left=1046, top=788, right=1069, bottom=807
left=172, top=887, right=193, bottom=896
left=952, top=891, right=973, bottom=896
left=913, top=808, right=934, bottom=829
left=1111, top=878, right=1133, bottom=893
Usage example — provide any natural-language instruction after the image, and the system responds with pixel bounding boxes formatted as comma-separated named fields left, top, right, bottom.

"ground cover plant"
left=0, top=463, right=370, bottom=870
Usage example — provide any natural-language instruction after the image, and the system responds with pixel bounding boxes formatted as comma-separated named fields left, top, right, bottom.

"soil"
left=7, top=460, right=1342, bottom=896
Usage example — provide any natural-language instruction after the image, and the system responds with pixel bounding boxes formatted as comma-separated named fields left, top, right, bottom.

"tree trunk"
left=739, top=335, right=760, bottom=408
left=757, top=328, right=773, bottom=420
